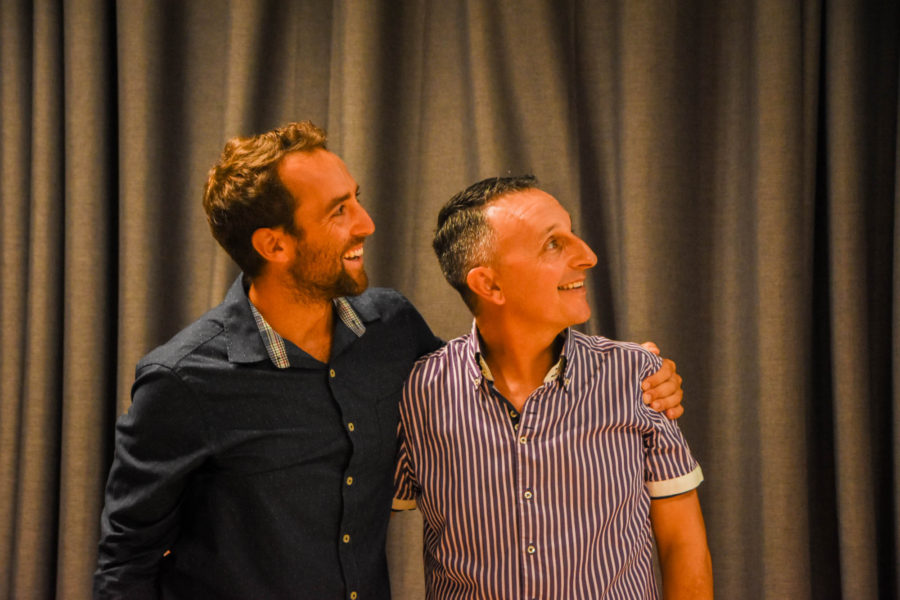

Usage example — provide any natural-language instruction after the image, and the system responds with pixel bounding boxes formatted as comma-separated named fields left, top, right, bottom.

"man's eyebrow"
left=539, top=221, right=576, bottom=244
left=324, top=187, right=358, bottom=213
left=541, top=222, right=565, bottom=238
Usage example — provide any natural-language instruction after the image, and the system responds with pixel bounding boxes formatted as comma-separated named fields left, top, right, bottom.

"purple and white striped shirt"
left=394, top=322, right=703, bottom=599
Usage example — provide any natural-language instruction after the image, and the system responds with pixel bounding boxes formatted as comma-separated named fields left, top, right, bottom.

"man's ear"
left=465, top=266, right=504, bottom=306
left=251, top=227, right=290, bottom=264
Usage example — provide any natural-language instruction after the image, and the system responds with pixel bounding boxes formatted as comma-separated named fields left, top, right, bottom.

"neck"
left=475, top=314, right=563, bottom=411
left=249, top=273, right=335, bottom=363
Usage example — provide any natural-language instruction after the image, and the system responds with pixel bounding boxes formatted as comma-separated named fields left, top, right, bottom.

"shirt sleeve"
left=392, top=419, right=418, bottom=511
left=637, top=351, right=704, bottom=498
left=392, top=374, right=423, bottom=511
left=392, top=370, right=421, bottom=510
left=94, top=363, right=211, bottom=599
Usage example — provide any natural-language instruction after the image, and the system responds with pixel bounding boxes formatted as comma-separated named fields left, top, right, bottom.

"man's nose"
left=352, top=204, right=376, bottom=237
left=573, top=236, right=598, bottom=270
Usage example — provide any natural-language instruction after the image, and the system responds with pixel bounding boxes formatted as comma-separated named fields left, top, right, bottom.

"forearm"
left=650, top=489, right=713, bottom=599
left=657, top=541, right=713, bottom=599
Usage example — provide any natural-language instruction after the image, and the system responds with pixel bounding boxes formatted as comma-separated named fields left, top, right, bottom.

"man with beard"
left=93, top=122, right=685, bottom=599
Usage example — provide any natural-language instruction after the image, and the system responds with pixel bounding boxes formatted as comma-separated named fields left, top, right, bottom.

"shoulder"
left=136, top=305, right=228, bottom=375
left=348, top=287, right=420, bottom=319
left=347, top=287, right=434, bottom=334
left=401, top=335, right=474, bottom=417
left=407, top=334, right=470, bottom=381
left=569, top=330, right=662, bottom=374
left=348, top=288, right=441, bottom=355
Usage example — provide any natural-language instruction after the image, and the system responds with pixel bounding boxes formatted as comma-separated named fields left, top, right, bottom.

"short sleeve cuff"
left=392, top=498, right=417, bottom=511
left=646, top=465, right=704, bottom=498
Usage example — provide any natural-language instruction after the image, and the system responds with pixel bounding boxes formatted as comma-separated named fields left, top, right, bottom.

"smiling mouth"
left=558, top=280, right=585, bottom=291
left=342, top=246, right=364, bottom=261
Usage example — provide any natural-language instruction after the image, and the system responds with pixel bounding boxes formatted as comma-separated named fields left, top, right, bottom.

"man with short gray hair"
left=394, top=175, right=713, bottom=599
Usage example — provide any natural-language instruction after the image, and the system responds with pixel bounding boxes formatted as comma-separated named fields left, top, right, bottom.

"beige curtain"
left=1, top=0, right=897, bottom=598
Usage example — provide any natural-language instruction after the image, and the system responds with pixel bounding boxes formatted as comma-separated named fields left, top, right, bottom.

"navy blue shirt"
left=95, top=276, right=442, bottom=599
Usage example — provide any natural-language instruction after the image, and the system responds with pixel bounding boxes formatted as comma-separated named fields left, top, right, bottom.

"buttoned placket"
left=517, top=370, right=573, bottom=600
left=328, top=363, right=361, bottom=599
left=471, top=326, right=571, bottom=599
left=511, top=382, right=552, bottom=600
left=250, top=288, right=395, bottom=598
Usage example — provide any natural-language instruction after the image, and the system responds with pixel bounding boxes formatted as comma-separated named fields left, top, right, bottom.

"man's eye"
left=335, top=204, right=345, bottom=216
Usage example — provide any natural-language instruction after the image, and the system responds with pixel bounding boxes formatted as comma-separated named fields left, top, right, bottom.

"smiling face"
left=485, top=189, right=598, bottom=333
left=277, top=149, right=375, bottom=301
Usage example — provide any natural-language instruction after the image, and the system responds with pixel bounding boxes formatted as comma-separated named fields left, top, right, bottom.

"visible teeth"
left=558, top=281, right=584, bottom=291
left=343, top=247, right=364, bottom=259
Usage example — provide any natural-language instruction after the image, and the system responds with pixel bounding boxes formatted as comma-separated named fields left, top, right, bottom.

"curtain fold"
left=0, top=0, right=32, bottom=596
left=13, top=2, right=65, bottom=598
left=0, top=1, right=897, bottom=598
left=57, top=0, right=117, bottom=596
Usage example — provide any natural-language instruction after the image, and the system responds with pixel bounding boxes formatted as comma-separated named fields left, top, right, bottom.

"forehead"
left=278, top=149, right=356, bottom=206
left=485, top=189, right=571, bottom=240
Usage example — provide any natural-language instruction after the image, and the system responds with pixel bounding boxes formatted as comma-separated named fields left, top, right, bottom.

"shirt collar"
left=250, top=297, right=367, bottom=369
left=223, top=274, right=368, bottom=368
left=467, top=319, right=571, bottom=386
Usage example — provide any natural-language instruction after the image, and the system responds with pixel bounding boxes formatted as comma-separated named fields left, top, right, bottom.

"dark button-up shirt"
left=95, top=276, right=441, bottom=599
left=394, top=323, right=702, bottom=599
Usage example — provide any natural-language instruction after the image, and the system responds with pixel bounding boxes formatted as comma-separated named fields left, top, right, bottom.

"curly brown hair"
left=203, top=121, right=328, bottom=277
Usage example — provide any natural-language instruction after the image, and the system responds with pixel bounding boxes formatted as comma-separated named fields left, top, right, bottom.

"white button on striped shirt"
left=394, top=323, right=703, bottom=599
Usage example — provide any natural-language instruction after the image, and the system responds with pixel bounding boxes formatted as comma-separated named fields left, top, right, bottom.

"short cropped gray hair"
left=433, top=175, right=537, bottom=311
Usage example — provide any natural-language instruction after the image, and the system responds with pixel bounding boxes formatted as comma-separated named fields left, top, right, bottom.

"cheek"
left=521, top=270, right=559, bottom=299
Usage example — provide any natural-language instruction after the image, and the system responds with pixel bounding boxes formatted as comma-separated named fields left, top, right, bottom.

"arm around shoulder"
left=639, top=343, right=684, bottom=419
left=650, top=489, right=713, bottom=600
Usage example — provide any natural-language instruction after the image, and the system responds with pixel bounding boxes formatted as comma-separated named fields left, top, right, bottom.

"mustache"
left=343, top=238, right=367, bottom=252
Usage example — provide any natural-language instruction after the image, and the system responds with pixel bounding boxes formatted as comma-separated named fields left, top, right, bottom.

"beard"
left=287, top=239, right=369, bottom=302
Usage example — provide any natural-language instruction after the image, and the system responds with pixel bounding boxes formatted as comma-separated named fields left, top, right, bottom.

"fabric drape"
left=1, top=1, right=897, bottom=598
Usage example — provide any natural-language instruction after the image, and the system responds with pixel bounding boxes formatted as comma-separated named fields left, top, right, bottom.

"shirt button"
left=527, top=544, right=536, bottom=554
left=350, top=593, right=358, bottom=600
left=519, top=436, right=527, bottom=444
left=347, top=422, right=355, bottom=432
left=524, top=490, right=533, bottom=499
left=330, top=368, right=336, bottom=378
left=342, top=534, right=351, bottom=543
left=346, top=476, right=354, bottom=486
left=509, top=409, right=518, bottom=418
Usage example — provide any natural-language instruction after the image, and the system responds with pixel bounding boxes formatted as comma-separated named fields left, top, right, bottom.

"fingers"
left=641, top=357, right=685, bottom=418
left=664, top=404, right=684, bottom=420
left=651, top=386, right=683, bottom=414
left=643, top=377, right=681, bottom=406
left=641, top=341, right=661, bottom=355
left=642, top=358, right=675, bottom=394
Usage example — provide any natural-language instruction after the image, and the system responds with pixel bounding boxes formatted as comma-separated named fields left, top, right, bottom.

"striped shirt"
left=394, top=322, right=703, bottom=599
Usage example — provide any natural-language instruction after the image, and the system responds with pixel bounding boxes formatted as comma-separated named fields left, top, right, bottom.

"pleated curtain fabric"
left=0, top=1, right=897, bottom=598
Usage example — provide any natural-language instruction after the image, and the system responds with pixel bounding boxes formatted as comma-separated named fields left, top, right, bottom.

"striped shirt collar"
left=469, top=320, right=571, bottom=386
left=249, top=297, right=366, bottom=369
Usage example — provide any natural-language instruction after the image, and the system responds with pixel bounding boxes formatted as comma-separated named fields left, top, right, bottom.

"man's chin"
left=338, top=271, right=369, bottom=297
left=565, top=307, right=592, bottom=328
